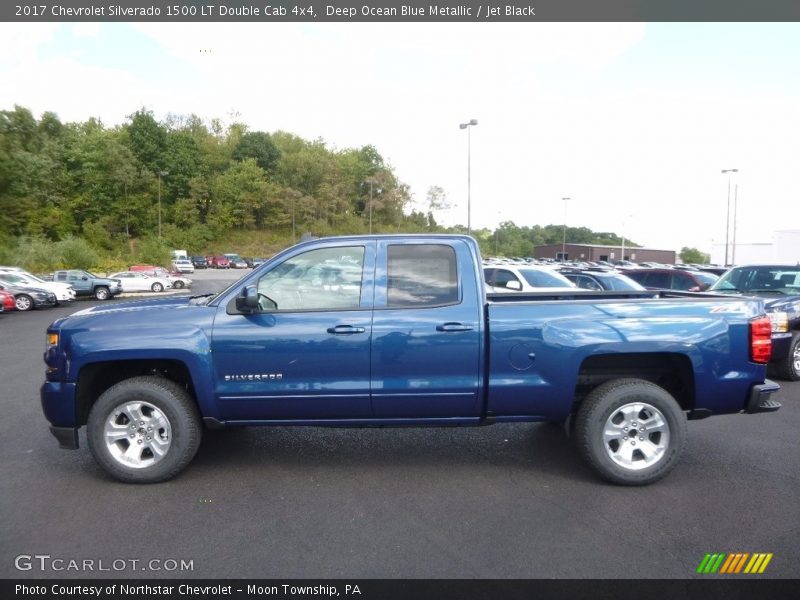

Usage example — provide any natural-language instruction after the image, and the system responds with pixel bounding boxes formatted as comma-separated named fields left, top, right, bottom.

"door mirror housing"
left=506, top=280, right=523, bottom=291
left=236, top=285, right=259, bottom=313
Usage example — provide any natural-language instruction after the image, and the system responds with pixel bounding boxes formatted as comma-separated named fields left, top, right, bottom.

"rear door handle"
left=327, top=325, right=366, bottom=335
left=436, top=322, right=474, bottom=332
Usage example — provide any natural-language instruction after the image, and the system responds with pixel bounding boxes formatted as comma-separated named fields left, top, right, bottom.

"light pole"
left=459, top=119, right=478, bottom=235
left=731, top=182, right=739, bottom=266
left=157, top=170, right=168, bottom=239
left=722, top=168, right=738, bottom=266
left=561, top=197, right=571, bottom=262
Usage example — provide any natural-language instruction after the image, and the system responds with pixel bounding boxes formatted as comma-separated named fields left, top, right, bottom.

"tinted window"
left=387, top=244, right=458, bottom=307
left=644, top=272, right=671, bottom=288
left=670, top=273, right=695, bottom=291
left=257, top=246, right=365, bottom=311
left=492, top=269, right=522, bottom=289
left=570, top=274, right=602, bottom=291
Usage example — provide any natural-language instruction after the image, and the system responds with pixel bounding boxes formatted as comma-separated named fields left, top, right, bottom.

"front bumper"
left=769, top=332, right=793, bottom=363
left=745, top=380, right=782, bottom=414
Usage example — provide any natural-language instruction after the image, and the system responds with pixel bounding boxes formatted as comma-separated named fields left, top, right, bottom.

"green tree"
left=679, top=247, right=710, bottom=264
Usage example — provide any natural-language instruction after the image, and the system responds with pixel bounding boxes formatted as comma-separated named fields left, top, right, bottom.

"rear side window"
left=387, top=244, right=458, bottom=307
left=644, top=272, right=671, bottom=288
left=670, top=274, right=694, bottom=291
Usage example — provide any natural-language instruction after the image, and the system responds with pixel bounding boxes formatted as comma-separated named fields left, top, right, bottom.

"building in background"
left=711, top=230, right=800, bottom=266
left=533, top=243, right=676, bottom=264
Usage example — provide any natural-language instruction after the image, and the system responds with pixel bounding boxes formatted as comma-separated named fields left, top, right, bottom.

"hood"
left=762, top=295, right=800, bottom=314
left=68, top=294, right=196, bottom=318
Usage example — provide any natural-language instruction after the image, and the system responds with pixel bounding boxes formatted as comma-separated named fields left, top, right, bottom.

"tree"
left=679, top=247, right=710, bottom=264
left=232, top=132, right=281, bottom=173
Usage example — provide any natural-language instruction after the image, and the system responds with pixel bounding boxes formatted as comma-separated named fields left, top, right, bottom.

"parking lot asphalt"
left=1, top=268, right=798, bottom=579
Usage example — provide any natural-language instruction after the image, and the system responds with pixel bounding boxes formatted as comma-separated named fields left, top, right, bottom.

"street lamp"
left=561, top=197, right=571, bottom=262
left=722, top=168, right=738, bottom=266
left=731, top=182, right=739, bottom=266
left=157, top=170, right=169, bottom=239
left=459, top=118, right=478, bottom=235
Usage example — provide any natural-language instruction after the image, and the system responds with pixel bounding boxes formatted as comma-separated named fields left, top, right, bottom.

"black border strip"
left=4, top=0, right=800, bottom=23
left=4, top=579, right=800, bottom=600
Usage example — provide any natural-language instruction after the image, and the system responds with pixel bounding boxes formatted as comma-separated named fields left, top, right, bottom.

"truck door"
left=211, top=242, right=376, bottom=421
left=370, top=240, right=483, bottom=419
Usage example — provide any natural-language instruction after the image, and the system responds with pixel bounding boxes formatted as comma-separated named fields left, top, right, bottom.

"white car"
left=483, top=265, right=577, bottom=293
left=139, top=266, right=192, bottom=290
left=0, top=268, right=76, bottom=303
left=171, top=260, right=195, bottom=274
left=109, top=272, right=173, bottom=293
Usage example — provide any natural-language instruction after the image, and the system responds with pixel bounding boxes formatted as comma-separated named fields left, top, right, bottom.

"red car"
left=209, top=255, right=230, bottom=269
left=0, top=289, right=15, bottom=312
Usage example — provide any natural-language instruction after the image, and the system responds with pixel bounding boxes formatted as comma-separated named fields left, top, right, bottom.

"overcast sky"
left=2, top=21, right=799, bottom=253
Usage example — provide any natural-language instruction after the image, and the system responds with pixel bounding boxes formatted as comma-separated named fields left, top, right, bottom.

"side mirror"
left=506, top=280, right=523, bottom=291
left=235, top=285, right=259, bottom=313
left=82, top=276, right=88, bottom=281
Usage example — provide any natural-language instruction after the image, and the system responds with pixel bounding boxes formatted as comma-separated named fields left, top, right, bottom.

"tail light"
left=749, top=316, right=772, bottom=364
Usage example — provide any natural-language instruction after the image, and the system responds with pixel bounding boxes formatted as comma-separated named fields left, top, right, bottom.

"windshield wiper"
left=747, top=289, right=787, bottom=295
left=188, top=293, right=216, bottom=305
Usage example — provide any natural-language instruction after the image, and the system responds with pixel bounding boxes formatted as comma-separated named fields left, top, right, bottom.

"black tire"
left=173, top=281, right=184, bottom=289
left=151, top=282, right=164, bottom=293
left=87, top=376, right=202, bottom=483
left=772, top=333, right=800, bottom=381
left=15, top=294, right=34, bottom=311
left=574, top=378, right=687, bottom=486
left=94, top=286, right=110, bottom=300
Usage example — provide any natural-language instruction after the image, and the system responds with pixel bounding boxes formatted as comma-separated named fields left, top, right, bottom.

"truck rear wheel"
left=87, top=376, right=201, bottom=483
left=574, top=378, right=687, bottom=485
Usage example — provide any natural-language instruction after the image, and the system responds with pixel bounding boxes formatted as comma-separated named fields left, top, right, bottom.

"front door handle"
left=436, top=322, right=474, bottom=332
left=327, top=325, right=366, bottom=335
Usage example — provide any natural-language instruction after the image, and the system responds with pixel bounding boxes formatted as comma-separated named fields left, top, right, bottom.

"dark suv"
left=625, top=268, right=719, bottom=292
left=710, top=265, right=800, bottom=380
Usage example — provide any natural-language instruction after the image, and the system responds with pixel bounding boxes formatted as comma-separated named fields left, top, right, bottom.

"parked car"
left=626, top=268, right=719, bottom=292
left=129, top=265, right=192, bottom=289
left=209, top=255, right=230, bottom=269
left=710, top=265, right=800, bottom=380
left=251, top=257, right=267, bottom=268
left=0, top=289, right=15, bottom=312
left=484, top=265, right=576, bottom=293
left=109, top=272, right=173, bottom=293
left=51, top=270, right=122, bottom=301
left=171, top=259, right=195, bottom=274
left=224, top=253, right=248, bottom=269
left=191, top=256, right=208, bottom=269
left=0, top=269, right=75, bottom=304
left=0, top=281, right=57, bottom=311
left=560, top=269, right=648, bottom=292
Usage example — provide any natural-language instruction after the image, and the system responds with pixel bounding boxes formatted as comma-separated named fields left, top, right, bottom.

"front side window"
left=256, top=246, right=365, bottom=311
left=387, top=244, right=458, bottom=307
left=492, top=269, right=522, bottom=289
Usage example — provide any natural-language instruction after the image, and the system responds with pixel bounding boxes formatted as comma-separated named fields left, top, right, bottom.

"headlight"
left=768, top=311, right=789, bottom=333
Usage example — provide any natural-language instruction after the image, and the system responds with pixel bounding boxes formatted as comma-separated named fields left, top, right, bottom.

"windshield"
left=519, top=268, right=575, bottom=288
left=710, top=266, right=800, bottom=296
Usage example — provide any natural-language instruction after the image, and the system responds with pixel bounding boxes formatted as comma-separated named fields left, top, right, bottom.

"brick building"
left=533, top=243, right=676, bottom=264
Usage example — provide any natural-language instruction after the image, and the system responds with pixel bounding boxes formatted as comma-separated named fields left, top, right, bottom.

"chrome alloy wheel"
left=603, top=402, right=670, bottom=471
left=103, top=401, right=172, bottom=468
left=793, top=343, right=800, bottom=375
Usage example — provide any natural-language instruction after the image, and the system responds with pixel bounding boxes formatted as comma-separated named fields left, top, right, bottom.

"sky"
left=1, top=21, right=799, bottom=254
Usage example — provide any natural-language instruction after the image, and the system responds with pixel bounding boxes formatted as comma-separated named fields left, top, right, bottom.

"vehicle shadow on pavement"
left=190, top=422, right=598, bottom=484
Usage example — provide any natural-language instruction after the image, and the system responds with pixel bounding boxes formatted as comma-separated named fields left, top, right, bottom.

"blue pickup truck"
left=41, top=235, right=781, bottom=485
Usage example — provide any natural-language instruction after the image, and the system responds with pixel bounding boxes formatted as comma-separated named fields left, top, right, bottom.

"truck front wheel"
left=94, top=286, right=110, bottom=300
left=87, top=376, right=202, bottom=483
left=574, top=378, right=687, bottom=486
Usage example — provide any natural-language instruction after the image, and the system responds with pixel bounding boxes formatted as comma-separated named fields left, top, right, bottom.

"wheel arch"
left=574, top=352, right=695, bottom=413
left=75, top=359, right=199, bottom=427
